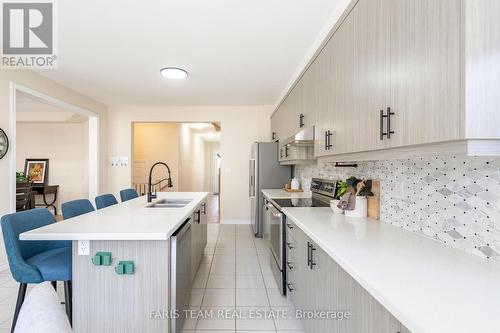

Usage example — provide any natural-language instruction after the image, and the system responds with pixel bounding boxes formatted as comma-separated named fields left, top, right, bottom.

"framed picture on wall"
left=24, top=159, right=49, bottom=185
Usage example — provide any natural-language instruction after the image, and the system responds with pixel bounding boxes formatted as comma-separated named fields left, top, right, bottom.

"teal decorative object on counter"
left=92, top=252, right=112, bottom=266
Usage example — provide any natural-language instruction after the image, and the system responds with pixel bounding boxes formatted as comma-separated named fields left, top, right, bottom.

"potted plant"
left=16, top=172, right=27, bottom=182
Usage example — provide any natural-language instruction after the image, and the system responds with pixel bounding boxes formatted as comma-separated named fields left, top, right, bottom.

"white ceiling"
left=37, top=0, right=349, bottom=106
left=16, top=91, right=88, bottom=123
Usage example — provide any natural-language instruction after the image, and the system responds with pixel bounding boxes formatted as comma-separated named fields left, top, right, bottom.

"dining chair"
left=119, top=188, right=139, bottom=202
left=15, top=181, right=33, bottom=212
left=1, top=209, right=72, bottom=331
left=61, top=199, right=95, bottom=220
left=94, top=194, right=118, bottom=210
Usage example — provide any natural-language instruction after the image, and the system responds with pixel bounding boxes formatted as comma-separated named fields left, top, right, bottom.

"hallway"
left=207, top=194, right=220, bottom=223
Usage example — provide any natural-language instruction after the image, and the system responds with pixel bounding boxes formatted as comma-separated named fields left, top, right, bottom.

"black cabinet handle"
left=386, top=107, right=394, bottom=139
left=286, top=242, right=294, bottom=250
left=272, top=132, right=276, bottom=141
left=287, top=283, right=295, bottom=292
left=287, top=261, right=294, bottom=270
left=299, top=113, right=305, bottom=128
left=202, top=203, right=207, bottom=215
left=380, top=109, right=385, bottom=140
left=285, top=145, right=289, bottom=158
left=307, top=242, right=310, bottom=266
left=280, top=147, right=283, bottom=158
left=286, top=223, right=293, bottom=230
left=326, top=130, right=333, bottom=150
left=310, top=244, right=316, bottom=269
left=380, top=107, right=395, bottom=140
left=195, top=210, right=201, bottom=224
left=324, top=131, right=328, bottom=150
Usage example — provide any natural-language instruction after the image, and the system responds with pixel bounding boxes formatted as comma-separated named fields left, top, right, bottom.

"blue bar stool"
left=1, top=208, right=72, bottom=331
left=61, top=199, right=95, bottom=219
left=119, top=188, right=139, bottom=202
left=94, top=194, right=118, bottom=210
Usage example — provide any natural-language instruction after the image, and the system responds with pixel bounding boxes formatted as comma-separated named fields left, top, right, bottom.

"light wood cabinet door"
left=200, top=201, right=207, bottom=255
left=190, top=210, right=200, bottom=282
left=352, top=0, right=391, bottom=152
left=314, top=40, right=335, bottom=157
left=388, top=0, right=462, bottom=147
left=300, top=63, right=318, bottom=129
left=329, top=11, right=357, bottom=155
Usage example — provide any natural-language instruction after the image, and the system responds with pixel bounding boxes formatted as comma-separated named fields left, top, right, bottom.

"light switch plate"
left=78, top=240, right=90, bottom=256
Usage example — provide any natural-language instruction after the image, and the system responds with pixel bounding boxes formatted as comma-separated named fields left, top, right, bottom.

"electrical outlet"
left=78, top=240, right=90, bottom=256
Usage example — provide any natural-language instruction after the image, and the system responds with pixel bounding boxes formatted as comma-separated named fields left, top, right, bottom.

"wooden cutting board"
left=283, top=188, right=304, bottom=193
left=367, top=180, right=380, bottom=220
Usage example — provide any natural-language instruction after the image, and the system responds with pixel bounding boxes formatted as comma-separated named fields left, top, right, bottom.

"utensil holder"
left=345, top=196, right=367, bottom=218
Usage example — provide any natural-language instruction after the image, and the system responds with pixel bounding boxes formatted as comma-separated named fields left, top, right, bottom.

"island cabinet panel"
left=191, top=201, right=208, bottom=281
left=72, top=240, right=170, bottom=333
left=286, top=221, right=409, bottom=333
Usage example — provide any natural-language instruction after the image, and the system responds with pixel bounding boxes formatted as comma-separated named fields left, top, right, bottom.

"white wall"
left=179, top=124, right=206, bottom=192
left=16, top=122, right=89, bottom=212
left=106, top=106, right=273, bottom=223
left=204, top=141, right=221, bottom=193
left=132, top=123, right=180, bottom=191
left=0, top=71, right=108, bottom=271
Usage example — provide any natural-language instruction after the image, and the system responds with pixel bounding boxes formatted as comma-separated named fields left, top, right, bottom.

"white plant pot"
left=345, top=196, right=367, bottom=218
left=330, top=199, right=344, bottom=214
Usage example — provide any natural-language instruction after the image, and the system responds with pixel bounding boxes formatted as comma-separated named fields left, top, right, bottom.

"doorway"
left=10, top=85, right=99, bottom=217
left=131, top=122, right=221, bottom=222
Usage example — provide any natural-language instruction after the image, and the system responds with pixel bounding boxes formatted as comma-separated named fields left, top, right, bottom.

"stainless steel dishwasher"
left=170, top=218, right=192, bottom=332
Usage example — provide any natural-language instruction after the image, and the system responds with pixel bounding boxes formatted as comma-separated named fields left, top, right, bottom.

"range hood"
left=283, top=126, right=315, bottom=146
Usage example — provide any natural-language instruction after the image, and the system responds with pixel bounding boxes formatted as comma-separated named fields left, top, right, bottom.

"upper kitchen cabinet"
left=388, top=0, right=462, bottom=148
left=299, top=64, right=317, bottom=130
left=351, top=0, right=391, bottom=152
left=275, top=0, right=500, bottom=162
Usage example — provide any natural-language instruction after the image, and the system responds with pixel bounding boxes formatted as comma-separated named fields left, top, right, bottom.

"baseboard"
left=220, top=219, right=251, bottom=225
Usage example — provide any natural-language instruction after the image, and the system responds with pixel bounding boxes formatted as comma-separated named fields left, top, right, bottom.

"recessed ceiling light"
left=160, top=67, right=188, bottom=80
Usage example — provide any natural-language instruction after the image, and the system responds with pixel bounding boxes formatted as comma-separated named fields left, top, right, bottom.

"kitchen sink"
left=145, top=198, right=193, bottom=208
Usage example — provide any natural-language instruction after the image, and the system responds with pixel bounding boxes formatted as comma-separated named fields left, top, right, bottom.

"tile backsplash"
left=295, top=156, right=500, bottom=261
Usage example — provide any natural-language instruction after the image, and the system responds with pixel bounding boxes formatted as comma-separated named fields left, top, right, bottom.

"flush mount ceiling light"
left=160, top=67, right=188, bottom=79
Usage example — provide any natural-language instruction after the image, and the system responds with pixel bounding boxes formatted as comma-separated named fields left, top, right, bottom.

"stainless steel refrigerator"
left=249, top=142, right=291, bottom=238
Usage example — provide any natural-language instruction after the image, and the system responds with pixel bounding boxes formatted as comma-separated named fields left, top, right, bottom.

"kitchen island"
left=20, top=192, right=209, bottom=333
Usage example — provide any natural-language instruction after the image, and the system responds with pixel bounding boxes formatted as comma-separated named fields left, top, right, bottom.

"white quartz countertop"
left=282, top=207, right=500, bottom=333
left=261, top=189, right=312, bottom=199
left=20, top=192, right=209, bottom=241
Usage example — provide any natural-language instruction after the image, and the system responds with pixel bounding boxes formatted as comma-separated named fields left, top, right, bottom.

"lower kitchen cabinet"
left=191, top=201, right=208, bottom=281
left=286, top=218, right=410, bottom=333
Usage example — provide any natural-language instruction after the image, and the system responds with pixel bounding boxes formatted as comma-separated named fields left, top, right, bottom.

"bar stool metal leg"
left=11, top=283, right=27, bottom=333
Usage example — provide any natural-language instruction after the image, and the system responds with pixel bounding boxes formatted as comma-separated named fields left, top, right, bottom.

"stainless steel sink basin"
left=145, top=198, right=193, bottom=208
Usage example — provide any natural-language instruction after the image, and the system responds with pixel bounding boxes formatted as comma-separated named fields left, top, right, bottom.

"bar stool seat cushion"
left=25, top=247, right=72, bottom=282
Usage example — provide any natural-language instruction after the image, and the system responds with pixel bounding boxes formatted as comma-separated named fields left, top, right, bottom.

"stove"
left=270, top=178, right=338, bottom=210
left=271, top=198, right=329, bottom=208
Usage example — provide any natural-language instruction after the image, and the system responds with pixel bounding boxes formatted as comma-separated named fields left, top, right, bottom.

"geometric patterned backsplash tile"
left=295, top=156, right=500, bottom=261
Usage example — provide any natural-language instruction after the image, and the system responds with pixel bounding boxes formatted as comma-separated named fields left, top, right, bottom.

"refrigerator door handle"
left=249, top=159, right=256, bottom=197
